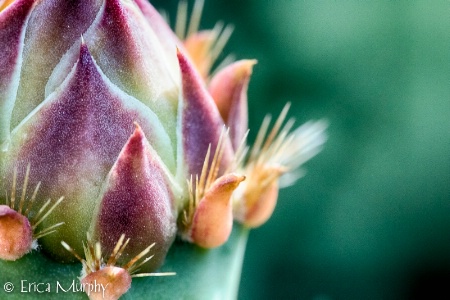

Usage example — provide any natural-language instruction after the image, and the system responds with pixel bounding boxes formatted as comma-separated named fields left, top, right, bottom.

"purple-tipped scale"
left=178, top=49, right=234, bottom=177
left=91, top=124, right=176, bottom=271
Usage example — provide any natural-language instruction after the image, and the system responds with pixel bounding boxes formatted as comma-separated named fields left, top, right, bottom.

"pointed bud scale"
left=0, top=0, right=35, bottom=145
left=10, top=0, right=103, bottom=131
left=134, top=0, right=184, bottom=75
left=1, top=42, right=174, bottom=261
left=178, top=49, right=234, bottom=177
left=189, top=174, right=245, bottom=248
left=42, top=0, right=180, bottom=152
left=209, top=60, right=256, bottom=150
left=90, top=0, right=177, bottom=96
left=81, top=266, right=131, bottom=300
left=74, top=0, right=179, bottom=143
left=91, top=124, right=176, bottom=272
left=0, top=205, right=33, bottom=260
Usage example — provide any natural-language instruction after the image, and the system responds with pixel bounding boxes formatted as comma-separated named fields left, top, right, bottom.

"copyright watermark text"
left=2, top=280, right=109, bottom=298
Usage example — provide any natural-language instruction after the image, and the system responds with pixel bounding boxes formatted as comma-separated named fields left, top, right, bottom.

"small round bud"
left=0, top=205, right=33, bottom=260
left=81, top=266, right=132, bottom=300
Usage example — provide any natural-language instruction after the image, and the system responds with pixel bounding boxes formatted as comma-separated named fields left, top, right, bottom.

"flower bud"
left=1, top=40, right=175, bottom=262
left=0, top=165, right=64, bottom=260
left=0, top=1, right=326, bottom=290
left=90, top=124, right=177, bottom=271
left=0, top=205, right=32, bottom=260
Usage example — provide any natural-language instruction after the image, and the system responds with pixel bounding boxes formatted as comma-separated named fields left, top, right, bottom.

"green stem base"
left=0, top=224, right=249, bottom=299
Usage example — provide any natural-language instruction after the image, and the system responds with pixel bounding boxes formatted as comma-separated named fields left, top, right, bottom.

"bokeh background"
left=153, top=1, right=450, bottom=299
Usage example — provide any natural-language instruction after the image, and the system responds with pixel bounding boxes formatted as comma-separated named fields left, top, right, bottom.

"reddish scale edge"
left=134, top=0, right=184, bottom=57
left=87, top=0, right=176, bottom=103
left=209, top=60, right=256, bottom=150
left=0, top=0, right=35, bottom=144
left=10, top=0, right=103, bottom=129
left=80, top=0, right=180, bottom=155
left=178, top=50, right=234, bottom=177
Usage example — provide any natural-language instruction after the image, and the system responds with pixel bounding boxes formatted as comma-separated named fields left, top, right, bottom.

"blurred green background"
left=153, top=1, right=450, bottom=299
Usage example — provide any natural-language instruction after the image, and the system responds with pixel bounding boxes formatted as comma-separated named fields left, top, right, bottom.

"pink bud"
left=81, top=266, right=131, bottom=300
left=0, top=205, right=33, bottom=260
